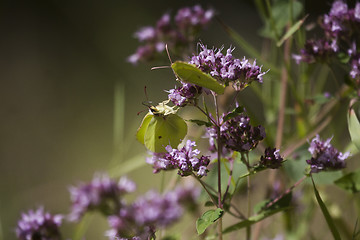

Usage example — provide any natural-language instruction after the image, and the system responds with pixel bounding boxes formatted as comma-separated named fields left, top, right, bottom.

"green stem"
left=195, top=105, right=217, bottom=126
left=245, top=153, right=252, bottom=240
left=222, top=159, right=234, bottom=205
left=192, top=174, right=218, bottom=207
left=214, top=95, right=223, bottom=240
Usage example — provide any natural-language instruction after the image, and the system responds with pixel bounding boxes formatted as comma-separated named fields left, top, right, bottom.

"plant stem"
left=214, top=94, right=223, bottom=240
left=192, top=174, right=218, bottom=207
left=265, top=175, right=306, bottom=209
left=195, top=105, right=217, bottom=126
left=222, top=159, right=234, bottom=205
left=244, top=153, right=252, bottom=240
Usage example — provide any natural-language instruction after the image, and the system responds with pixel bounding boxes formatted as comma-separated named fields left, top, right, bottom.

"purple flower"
left=147, top=140, right=210, bottom=177
left=354, top=3, right=360, bottom=21
left=175, top=5, right=214, bottom=34
left=167, top=83, right=202, bottom=107
left=331, top=1, right=348, bottom=16
left=293, top=1, right=360, bottom=95
left=207, top=111, right=265, bottom=153
left=105, top=185, right=197, bottom=240
left=132, top=191, right=183, bottom=227
left=189, top=44, right=268, bottom=91
left=173, top=183, right=201, bottom=211
left=69, top=174, right=136, bottom=221
left=134, top=26, right=156, bottom=42
left=260, top=147, right=284, bottom=169
left=306, top=135, right=350, bottom=173
left=128, top=5, right=214, bottom=64
left=292, top=38, right=337, bottom=64
left=127, top=45, right=155, bottom=64
left=350, top=55, right=360, bottom=79
left=16, top=207, right=63, bottom=240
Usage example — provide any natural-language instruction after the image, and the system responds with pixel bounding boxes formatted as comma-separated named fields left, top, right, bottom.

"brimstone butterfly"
left=171, top=61, right=225, bottom=94
left=136, top=100, right=187, bottom=153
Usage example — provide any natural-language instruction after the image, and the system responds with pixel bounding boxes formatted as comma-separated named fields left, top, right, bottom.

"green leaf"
left=187, top=119, right=212, bottom=127
left=338, top=52, right=351, bottom=64
left=171, top=61, right=225, bottom=94
left=311, top=171, right=343, bottom=185
left=277, top=15, right=308, bottom=47
left=223, top=193, right=292, bottom=234
left=311, top=176, right=341, bottom=240
left=334, top=169, right=360, bottom=193
left=222, top=106, right=245, bottom=122
left=109, top=153, right=148, bottom=177
left=309, top=93, right=333, bottom=105
left=196, top=208, right=224, bottom=235
left=162, top=235, right=180, bottom=240
left=348, top=101, right=360, bottom=151
left=73, top=214, right=94, bottom=240
left=259, top=0, right=303, bottom=40
left=283, top=149, right=309, bottom=181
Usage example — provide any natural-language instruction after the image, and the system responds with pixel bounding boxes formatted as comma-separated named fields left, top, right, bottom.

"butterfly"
left=136, top=100, right=187, bottom=153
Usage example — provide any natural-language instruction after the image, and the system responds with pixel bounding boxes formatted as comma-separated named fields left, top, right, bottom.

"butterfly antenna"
left=144, top=86, right=150, bottom=102
left=137, top=109, right=147, bottom=115
left=151, top=66, right=171, bottom=70
left=150, top=44, right=174, bottom=71
left=165, top=44, right=173, bottom=64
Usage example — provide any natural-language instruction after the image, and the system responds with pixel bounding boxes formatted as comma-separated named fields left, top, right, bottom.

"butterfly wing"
left=144, top=113, right=187, bottom=153
left=136, top=113, right=153, bottom=145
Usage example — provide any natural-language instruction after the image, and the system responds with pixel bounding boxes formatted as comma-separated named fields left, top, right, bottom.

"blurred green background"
left=0, top=0, right=331, bottom=239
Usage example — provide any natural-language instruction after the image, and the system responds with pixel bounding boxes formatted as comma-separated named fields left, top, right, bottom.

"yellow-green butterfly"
left=171, top=61, right=225, bottom=94
left=136, top=100, right=187, bottom=153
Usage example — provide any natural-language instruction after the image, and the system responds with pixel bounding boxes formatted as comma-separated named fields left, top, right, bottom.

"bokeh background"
left=0, top=0, right=332, bottom=239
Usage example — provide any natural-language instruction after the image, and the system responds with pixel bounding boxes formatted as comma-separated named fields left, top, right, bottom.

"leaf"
left=144, top=113, right=187, bottom=153
left=109, top=153, right=148, bottom=177
left=223, top=193, right=292, bottom=234
left=311, top=176, right=341, bottom=240
left=311, top=171, right=343, bottom=185
left=171, top=61, right=225, bottom=94
left=334, top=169, right=360, bottom=193
left=338, top=52, right=351, bottom=64
left=348, top=100, right=360, bottom=151
left=283, top=149, right=309, bottom=181
left=196, top=208, right=224, bottom=235
left=259, top=0, right=303, bottom=40
left=187, top=119, right=212, bottom=127
left=277, top=15, right=308, bottom=47
left=309, top=93, right=332, bottom=105
left=222, top=106, right=245, bottom=122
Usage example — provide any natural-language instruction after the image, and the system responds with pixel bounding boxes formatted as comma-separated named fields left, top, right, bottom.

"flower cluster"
left=167, top=82, right=202, bottom=107
left=69, top=174, right=136, bottom=221
left=147, top=140, right=210, bottom=177
left=259, top=147, right=284, bottom=169
left=128, top=5, right=214, bottom=64
left=16, top=207, right=63, bottom=240
left=207, top=111, right=266, bottom=153
left=189, top=44, right=268, bottom=91
left=293, top=1, right=360, bottom=93
left=292, top=39, right=337, bottom=64
left=67, top=174, right=200, bottom=240
left=306, top=135, right=350, bottom=173
left=105, top=185, right=200, bottom=240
